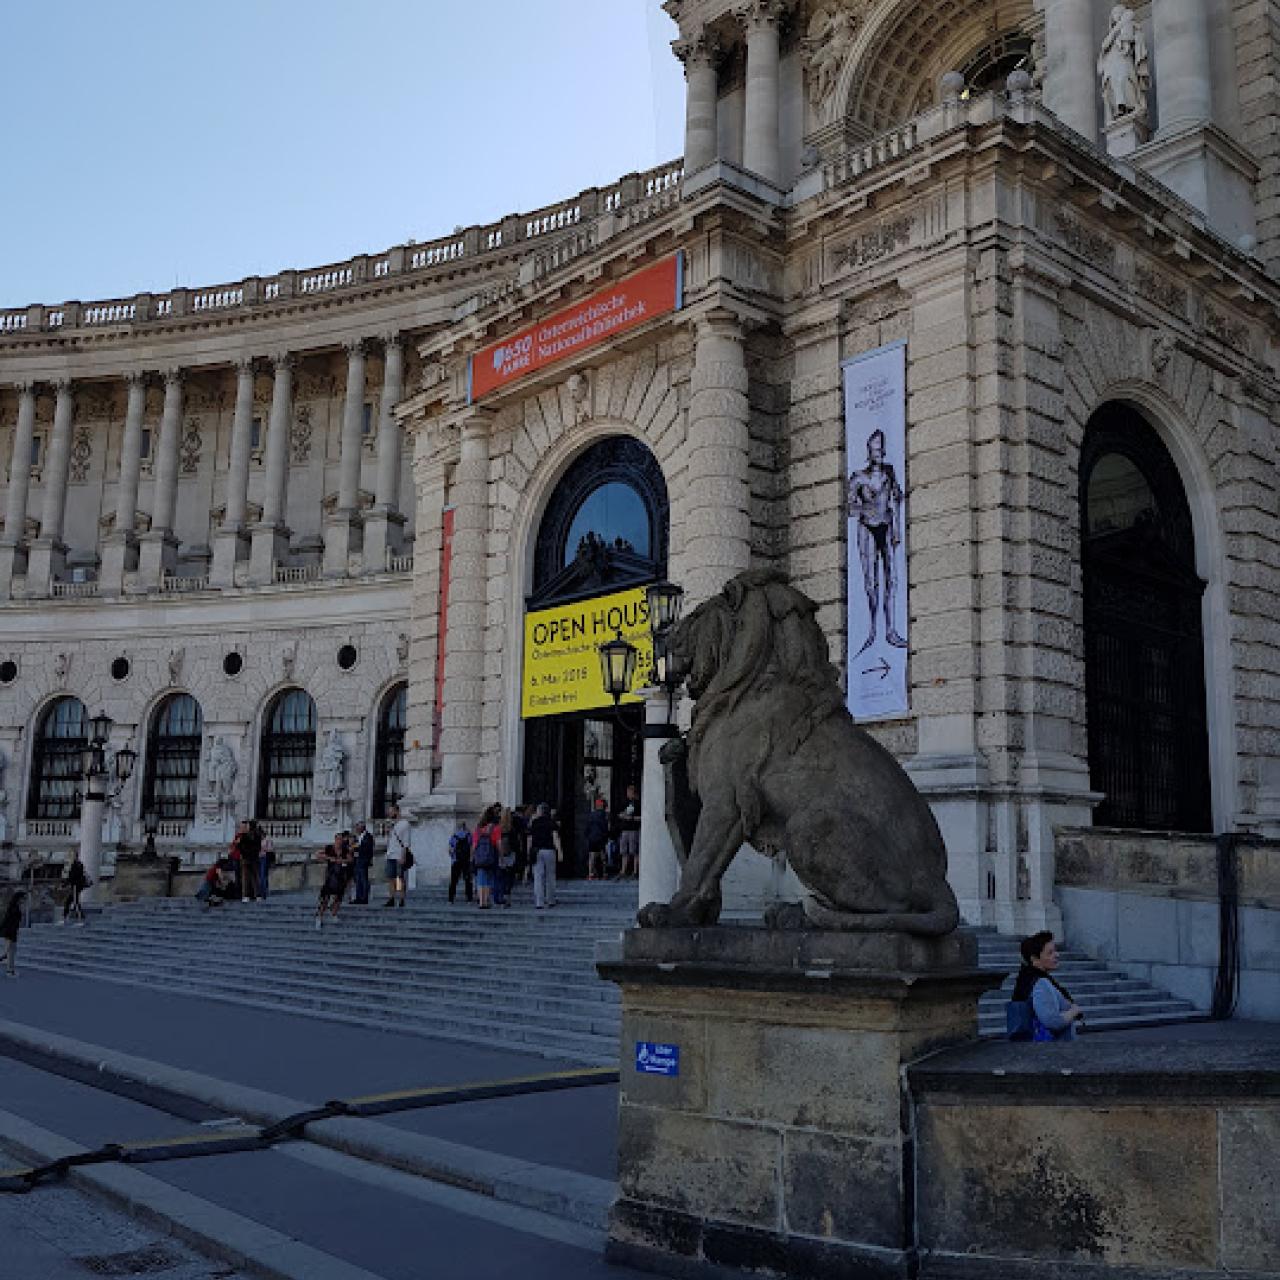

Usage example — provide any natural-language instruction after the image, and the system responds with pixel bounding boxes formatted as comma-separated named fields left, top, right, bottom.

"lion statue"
left=639, top=569, right=960, bottom=936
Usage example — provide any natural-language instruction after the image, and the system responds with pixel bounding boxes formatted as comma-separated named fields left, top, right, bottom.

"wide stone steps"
left=18, top=888, right=1201, bottom=1059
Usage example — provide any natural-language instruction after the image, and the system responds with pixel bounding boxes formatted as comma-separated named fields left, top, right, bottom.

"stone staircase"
left=16, top=884, right=1200, bottom=1062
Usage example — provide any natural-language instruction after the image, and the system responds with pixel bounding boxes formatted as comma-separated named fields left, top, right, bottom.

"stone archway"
left=1080, top=402, right=1213, bottom=833
left=822, top=0, right=1036, bottom=136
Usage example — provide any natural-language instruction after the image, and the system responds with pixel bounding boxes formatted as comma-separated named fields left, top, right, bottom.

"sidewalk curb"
left=0, top=1107, right=386, bottom=1280
left=0, top=1017, right=616, bottom=1230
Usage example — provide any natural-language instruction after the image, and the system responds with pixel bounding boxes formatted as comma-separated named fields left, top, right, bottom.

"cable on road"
left=0, top=1064, right=619, bottom=1194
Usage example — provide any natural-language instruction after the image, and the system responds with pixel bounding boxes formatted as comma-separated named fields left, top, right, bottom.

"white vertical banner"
left=843, top=341, right=909, bottom=720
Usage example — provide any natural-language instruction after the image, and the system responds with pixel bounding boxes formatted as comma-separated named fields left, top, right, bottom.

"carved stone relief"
left=804, top=3, right=865, bottom=117
left=1053, top=210, right=1116, bottom=271
left=832, top=216, right=914, bottom=274
left=1134, top=263, right=1187, bottom=314
left=291, top=405, right=313, bottom=464
left=180, top=418, right=203, bottom=474
left=69, top=425, right=93, bottom=483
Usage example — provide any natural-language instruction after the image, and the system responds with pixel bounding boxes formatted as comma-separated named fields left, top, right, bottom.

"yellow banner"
left=522, top=586, right=654, bottom=719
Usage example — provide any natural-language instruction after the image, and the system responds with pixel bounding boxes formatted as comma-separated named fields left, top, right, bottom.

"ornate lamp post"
left=77, top=712, right=135, bottom=908
left=598, top=580, right=687, bottom=907
left=598, top=630, right=640, bottom=707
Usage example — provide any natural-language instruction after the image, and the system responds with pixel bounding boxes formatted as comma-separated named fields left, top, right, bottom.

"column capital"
left=12, top=379, right=35, bottom=396
left=51, top=377, right=75, bottom=397
left=123, top=369, right=148, bottom=389
left=380, top=330, right=403, bottom=353
left=233, top=355, right=257, bottom=376
left=162, top=366, right=184, bottom=388
left=694, top=306, right=746, bottom=343
left=344, top=337, right=370, bottom=359
left=672, top=26, right=721, bottom=69
left=457, top=408, right=495, bottom=441
left=735, top=0, right=787, bottom=34
left=270, top=351, right=295, bottom=373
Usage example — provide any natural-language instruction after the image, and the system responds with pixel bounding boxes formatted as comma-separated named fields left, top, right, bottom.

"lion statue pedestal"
left=599, top=571, right=1001, bottom=1278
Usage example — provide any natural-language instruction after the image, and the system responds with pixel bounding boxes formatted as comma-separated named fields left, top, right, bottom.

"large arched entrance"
left=1081, top=403, right=1212, bottom=832
left=521, top=436, right=668, bottom=874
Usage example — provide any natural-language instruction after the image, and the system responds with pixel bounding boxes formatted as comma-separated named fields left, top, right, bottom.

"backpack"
left=472, top=825, right=497, bottom=870
left=450, top=831, right=472, bottom=864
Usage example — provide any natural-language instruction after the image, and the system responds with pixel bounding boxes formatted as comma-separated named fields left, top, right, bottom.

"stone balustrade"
left=0, top=158, right=687, bottom=336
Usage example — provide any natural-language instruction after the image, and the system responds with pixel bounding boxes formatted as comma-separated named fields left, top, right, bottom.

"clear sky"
left=1, top=1, right=685, bottom=308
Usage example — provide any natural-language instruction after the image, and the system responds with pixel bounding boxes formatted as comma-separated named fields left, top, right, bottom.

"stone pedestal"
left=210, top=527, right=250, bottom=588
left=248, top=522, right=291, bottom=586
left=25, top=537, right=66, bottom=597
left=1104, top=113, right=1149, bottom=159
left=110, top=854, right=178, bottom=902
left=0, top=539, right=25, bottom=599
left=362, top=506, right=405, bottom=571
left=135, top=530, right=179, bottom=591
left=598, top=927, right=1000, bottom=1280
left=99, top=532, right=137, bottom=596
left=322, top=511, right=361, bottom=578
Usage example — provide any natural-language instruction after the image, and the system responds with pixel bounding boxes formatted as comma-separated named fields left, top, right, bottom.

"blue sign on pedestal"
left=635, top=1041, right=680, bottom=1077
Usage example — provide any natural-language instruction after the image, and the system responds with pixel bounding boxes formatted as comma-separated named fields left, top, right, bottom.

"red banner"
left=469, top=254, right=682, bottom=402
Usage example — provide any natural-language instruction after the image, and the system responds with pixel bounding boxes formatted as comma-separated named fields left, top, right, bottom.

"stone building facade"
left=1, top=0, right=1277, bottom=1014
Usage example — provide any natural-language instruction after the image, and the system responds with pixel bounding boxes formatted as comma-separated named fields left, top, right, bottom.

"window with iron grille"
left=372, top=684, right=407, bottom=819
left=257, top=688, right=317, bottom=821
left=27, top=697, right=87, bottom=820
left=142, top=693, right=203, bottom=821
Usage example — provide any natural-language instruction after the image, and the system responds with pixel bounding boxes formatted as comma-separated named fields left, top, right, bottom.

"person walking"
left=384, top=805, right=413, bottom=908
left=256, top=828, right=273, bottom=900
left=618, top=784, right=641, bottom=879
left=447, top=821, right=474, bottom=904
left=585, top=797, right=609, bottom=881
left=61, top=851, right=89, bottom=925
left=238, top=820, right=261, bottom=903
left=1008, top=931, right=1085, bottom=1042
left=1, top=891, right=25, bottom=976
left=352, top=821, right=375, bottom=904
left=314, top=841, right=352, bottom=927
left=529, top=803, right=562, bottom=910
left=471, top=804, right=502, bottom=910
left=495, top=807, right=517, bottom=908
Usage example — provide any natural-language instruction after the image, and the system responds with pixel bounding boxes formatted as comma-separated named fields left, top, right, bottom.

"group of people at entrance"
left=313, top=806, right=413, bottom=926
left=446, top=785, right=640, bottom=911
left=448, top=803, right=561, bottom=910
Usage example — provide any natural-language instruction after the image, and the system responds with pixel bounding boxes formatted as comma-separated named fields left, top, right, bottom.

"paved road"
left=0, top=969, right=619, bottom=1180
left=0, top=1142, right=255, bottom=1280
left=0, top=1053, right=644, bottom=1280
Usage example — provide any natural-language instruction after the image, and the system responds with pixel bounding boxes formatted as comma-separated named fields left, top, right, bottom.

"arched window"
left=257, top=689, right=317, bottom=821
left=142, top=693, right=203, bottom=822
left=531, top=436, right=668, bottom=607
left=372, top=684, right=407, bottom=819
left=26, top=697, right=88, bottom=820
left=1081, top=404, right=1211, bottom=833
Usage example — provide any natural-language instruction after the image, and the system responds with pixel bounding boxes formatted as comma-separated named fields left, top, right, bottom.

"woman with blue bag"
left=1007, top=931, right=1085, bottom=1041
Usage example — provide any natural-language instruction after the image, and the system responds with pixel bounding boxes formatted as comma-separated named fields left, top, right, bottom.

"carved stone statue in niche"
left=1098, top=4, right=1150, bottom=127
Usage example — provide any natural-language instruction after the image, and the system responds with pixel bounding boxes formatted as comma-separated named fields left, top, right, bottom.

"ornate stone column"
left=211, top=358, right=256, bottom=587
left=437, top=410, right=491, bottom=808
left=249, top=353, right=294, bottom=585
left=137, top=369, right=184, bottom=587
left=738, top=0, right=785, bottom=187
left=0, top=382, right=37, bottom=595
left=1153, top=0, right=1212, bottom=134
left=324, top=339, right=368, bottom=577
left=1042, top=0, right=1098, bottom=142
left=26, top=379, right=75, bottom=594
left=680, top=310, right=751, bottom=607
left=101, top=372, right=147, bottom=594
left=674, top=28, right=720, bottom=175
left=363, top=334, right=406, bottom=571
